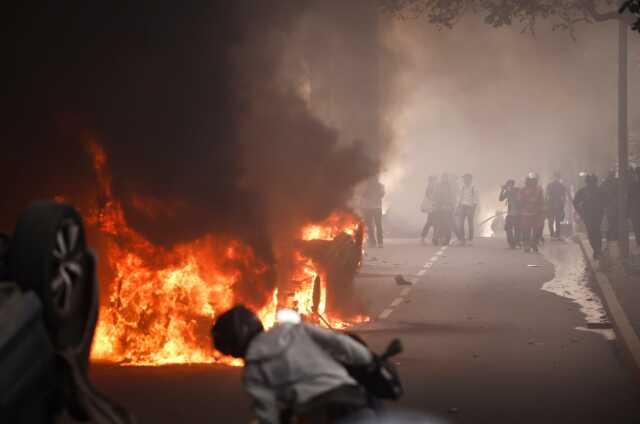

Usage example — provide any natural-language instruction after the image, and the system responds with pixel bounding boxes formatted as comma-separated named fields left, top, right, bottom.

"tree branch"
left=580, top=0, right=621, bottom=22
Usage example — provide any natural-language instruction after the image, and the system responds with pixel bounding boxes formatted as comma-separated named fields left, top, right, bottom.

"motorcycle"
left=283, top=335, right=404, bottom=424
left=344, top=334, right=404, bottom=405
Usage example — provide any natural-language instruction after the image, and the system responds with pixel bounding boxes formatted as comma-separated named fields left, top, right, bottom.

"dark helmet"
left=211, top=305, right=264, bottom=358
left=585, top=174, right=598, bottom=186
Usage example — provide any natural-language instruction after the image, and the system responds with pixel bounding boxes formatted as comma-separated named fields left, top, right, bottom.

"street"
left=82, top=237, right=640, bottom=424
left=7, top=3, right=640, bottom=424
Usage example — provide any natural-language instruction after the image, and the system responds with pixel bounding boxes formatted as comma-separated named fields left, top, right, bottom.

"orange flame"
left=84, top=140, right=367, bottom=366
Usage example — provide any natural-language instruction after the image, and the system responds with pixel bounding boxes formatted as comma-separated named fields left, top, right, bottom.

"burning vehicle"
left=47, top=140, right=371, bottom=367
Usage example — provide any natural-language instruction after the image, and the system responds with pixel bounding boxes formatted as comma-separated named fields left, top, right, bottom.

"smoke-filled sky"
left=3, top=2, right=639, bottom=243
left=1, top=1, right=387, bottom=265
left=381, top=14, right=640, bottom=232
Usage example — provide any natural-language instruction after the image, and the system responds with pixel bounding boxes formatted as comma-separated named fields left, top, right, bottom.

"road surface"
left=81, top=237, right=640, bottom=423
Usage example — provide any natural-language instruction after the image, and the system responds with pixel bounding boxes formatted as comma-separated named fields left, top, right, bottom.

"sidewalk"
left=603, top=240, right=640, bottom=343
left=578, top=234, right=640, bottom=379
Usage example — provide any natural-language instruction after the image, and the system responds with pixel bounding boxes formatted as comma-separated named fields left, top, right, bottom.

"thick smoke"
left=381, top=15, right=640, bottom=233
left=2, top=2, right=393, bottom=272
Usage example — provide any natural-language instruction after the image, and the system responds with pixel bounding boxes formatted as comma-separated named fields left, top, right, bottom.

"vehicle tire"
left=11, top=201, right=90, bottom=348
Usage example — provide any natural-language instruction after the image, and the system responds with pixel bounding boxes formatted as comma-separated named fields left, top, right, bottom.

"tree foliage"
left=621, top=0, right=640, bottom=31
left=380, top=1, right=628, bottom=35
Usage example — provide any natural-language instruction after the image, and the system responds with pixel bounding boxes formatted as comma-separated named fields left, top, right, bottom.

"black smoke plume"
left=2, top=1, right=388, bottom=280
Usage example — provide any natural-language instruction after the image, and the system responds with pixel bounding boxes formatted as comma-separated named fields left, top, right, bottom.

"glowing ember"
left=82, top=140, right=367, bottom=366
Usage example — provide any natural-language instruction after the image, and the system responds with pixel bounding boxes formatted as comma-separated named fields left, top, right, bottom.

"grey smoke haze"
left=4, top=1, right=637, bottom=258
left=382, top=15, right=640, bottom=232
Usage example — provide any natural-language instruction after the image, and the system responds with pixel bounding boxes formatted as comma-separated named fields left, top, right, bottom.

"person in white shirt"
left=456, top=173, right=479, bottom=245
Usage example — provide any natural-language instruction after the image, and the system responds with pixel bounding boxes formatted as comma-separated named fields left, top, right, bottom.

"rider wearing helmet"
left=573, top=174, right=605, bottom=259
left=519, top=172, right=545, bottom=253
left=211, top=306, right=374, bottom=424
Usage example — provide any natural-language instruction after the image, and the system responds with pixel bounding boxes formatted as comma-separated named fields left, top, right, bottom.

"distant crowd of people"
left=419, top=166, right=640, bottom=258
left=361, top=165, right=640, bottom=257
left=420, top=173, right=479, bottom=246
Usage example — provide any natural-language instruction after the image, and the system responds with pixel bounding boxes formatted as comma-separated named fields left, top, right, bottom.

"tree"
left=621, top=0, right=640, bottom=30
left=382, top=0, right=634, bottom=256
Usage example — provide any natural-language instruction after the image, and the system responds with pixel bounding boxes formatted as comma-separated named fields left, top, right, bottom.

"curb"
left=575, top=234, right=640, bottom=382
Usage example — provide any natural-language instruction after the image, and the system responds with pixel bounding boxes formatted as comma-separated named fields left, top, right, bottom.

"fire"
left=83, top=140, right=367, bottom=366
left=301, top=212, right=360, bottom=241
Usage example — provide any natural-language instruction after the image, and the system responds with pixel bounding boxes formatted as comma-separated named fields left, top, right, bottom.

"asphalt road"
left=79, top=237, right=640, bottom=424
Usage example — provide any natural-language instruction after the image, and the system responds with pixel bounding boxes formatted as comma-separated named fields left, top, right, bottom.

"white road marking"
left=390, top=297, right=404, bottom=307
left=378, top=308, right=393, bottom=319
left=377, top=245, right=448, bottom=320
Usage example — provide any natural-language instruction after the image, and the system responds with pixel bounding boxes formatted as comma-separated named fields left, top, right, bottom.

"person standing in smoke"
left=519, top=172, right=545, bottom=253
left=602, top=170, right=619, bottom=242
left=361, top=176, right=385, bottom=248
left=432, top=173, right=456, bottom=246
left=574, top=174, right=605, bottom=260
left=420, top=175, right=438, bottom=245
left=499, top=179, right=521, bottom=249
left=455, top=174, right=479, bottom=246
left=629, top=166, right=640, bottom=248
left=545, top=172, right=568, bottom=240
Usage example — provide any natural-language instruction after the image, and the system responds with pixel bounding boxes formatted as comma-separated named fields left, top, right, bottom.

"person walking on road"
left=456, top=173, right=479, bottom=246
left=574, top=174, right=605, bottom=260
left=420, top=175, right=438, bottom=245
left=546, top=172, right=567, bottom=240
left=519, top=172, right=545, bottom=253
left=361, top=176, right=385, bottom=248
left=432, top=173, right=456, bottom=246
left=499, top=179, right=521, bottom=249
left=629, top=166, right=640, bottom=248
